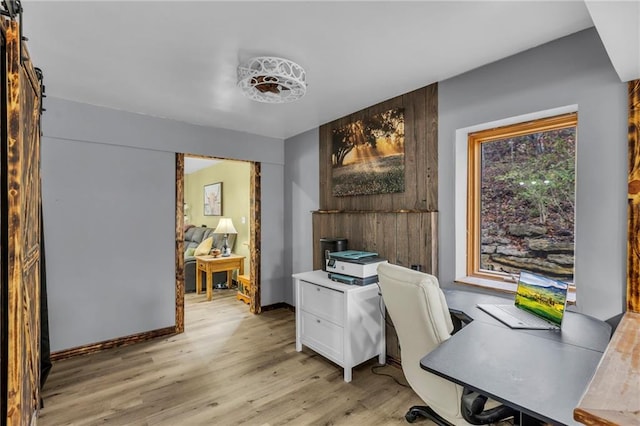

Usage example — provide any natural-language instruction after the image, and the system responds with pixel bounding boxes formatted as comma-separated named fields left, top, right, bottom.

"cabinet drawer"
left=300, top=311, right=343, bottom=362
left=300, top=281, right=344, bottom=325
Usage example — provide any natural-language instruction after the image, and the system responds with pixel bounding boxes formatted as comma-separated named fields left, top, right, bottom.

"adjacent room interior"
left=182, top=156, right=253, bottom=304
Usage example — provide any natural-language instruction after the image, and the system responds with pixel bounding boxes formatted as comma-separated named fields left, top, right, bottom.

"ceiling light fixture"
left=237, top=56, right=306, bottom=104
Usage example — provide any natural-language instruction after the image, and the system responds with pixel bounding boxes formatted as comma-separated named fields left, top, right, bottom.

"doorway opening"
left=175, top=153, right=261, bottom=332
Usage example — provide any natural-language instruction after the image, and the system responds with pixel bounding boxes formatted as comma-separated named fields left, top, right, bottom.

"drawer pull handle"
left=316, top=288, right=320, bottom=292
left=316, top=319, right=321, bottom=323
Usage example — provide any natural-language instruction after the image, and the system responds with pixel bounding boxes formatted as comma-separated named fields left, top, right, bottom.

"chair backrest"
left=377, top=263, right=464, bottom=421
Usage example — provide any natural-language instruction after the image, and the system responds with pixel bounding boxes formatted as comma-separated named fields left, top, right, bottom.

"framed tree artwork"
left=204, top=182, right=222, bottom=216
left=331, top=107, right=405, bottom=196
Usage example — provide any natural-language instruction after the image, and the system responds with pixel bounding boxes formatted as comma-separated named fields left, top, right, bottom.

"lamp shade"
left=214, top=218, right=237, bottom=235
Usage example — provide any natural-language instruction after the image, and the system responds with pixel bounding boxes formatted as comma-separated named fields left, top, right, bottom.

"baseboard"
left=50, top=326, right=176, bottom=361
left=261, top=302, right=295, bottom=312
left=386, top=355, right=401, bottom=369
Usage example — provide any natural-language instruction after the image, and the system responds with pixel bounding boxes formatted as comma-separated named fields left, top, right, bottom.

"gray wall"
left=260, top=162, right=285, bottom=305
left=438, top=28, right=628, bottom=320
left=284, top=128, right=320, bottom=304
left=42, top=98, right=285, bottom=351
left=42, top=140, right=176, bottom=350
left=284, top=29, right=628, bottom=319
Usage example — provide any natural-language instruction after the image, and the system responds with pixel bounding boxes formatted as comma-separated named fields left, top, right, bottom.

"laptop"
left=477, top=271, right=569, bottom=330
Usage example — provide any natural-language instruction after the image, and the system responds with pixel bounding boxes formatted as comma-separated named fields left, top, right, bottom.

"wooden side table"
left=195, top=254, right=245, bottom=301
left=237, top=274, right=251, bottom=304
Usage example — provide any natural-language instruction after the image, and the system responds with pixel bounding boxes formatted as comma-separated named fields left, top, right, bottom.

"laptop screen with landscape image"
left=515, top=271, right=569, bottom=328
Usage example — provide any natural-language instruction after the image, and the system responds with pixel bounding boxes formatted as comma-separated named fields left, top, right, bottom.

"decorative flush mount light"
left=237, top=56, right=306, bottom=103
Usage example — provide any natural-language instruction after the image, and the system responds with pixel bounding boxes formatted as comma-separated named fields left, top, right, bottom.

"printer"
left=325, top=250, right=387, bottom=285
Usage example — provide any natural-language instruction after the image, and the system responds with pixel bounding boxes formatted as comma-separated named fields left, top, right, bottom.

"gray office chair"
left=377, top=263, right=518, bottom=425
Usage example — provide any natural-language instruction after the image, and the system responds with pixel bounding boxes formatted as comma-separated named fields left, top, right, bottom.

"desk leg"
left=344, top=368, right=352, bottom=383
left=379, top=302, right=386, bottom=365
left=196, top=265, right=202, bottom=295
left=227, top=270, right=233, bottom=289
left=378, top=351, right=386, bottom=365
left=206, top=270, right=213, bottom=301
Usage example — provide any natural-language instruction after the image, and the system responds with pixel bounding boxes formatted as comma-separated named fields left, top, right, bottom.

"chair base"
left=404, top=405, right=452, bottom=425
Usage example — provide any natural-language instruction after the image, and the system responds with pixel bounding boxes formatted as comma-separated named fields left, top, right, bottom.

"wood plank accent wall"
left=2, top=17, right=43, bottom=426
left=314, top=84, right=438, bottom=361
left=312, top=212, right=438, bottom=274
left=319, top=84, right=438, bottom=211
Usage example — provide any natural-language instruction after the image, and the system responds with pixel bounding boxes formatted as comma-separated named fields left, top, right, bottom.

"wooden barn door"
left=1, top=16, right=43, bottom=425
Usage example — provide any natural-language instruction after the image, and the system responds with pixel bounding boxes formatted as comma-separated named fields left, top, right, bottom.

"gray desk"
left=420, top=289, right=610, bottom=426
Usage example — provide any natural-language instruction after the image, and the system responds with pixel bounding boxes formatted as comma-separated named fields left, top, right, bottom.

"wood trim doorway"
left=175, top=153, right=262, bottom=332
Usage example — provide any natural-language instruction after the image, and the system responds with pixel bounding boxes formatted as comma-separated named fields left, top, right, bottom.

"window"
left=466, top=113, right=577, bottom=286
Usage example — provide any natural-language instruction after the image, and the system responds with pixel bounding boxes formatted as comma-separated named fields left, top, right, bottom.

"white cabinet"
left=293, top=270, right=386, bottom=382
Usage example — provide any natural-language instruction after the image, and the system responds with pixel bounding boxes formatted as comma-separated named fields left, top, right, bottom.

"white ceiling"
left=22, top=1, right=638, bottom=140
left=184, top=157, right=221, bottom=175
left=585, top=0, right=640, bottom=82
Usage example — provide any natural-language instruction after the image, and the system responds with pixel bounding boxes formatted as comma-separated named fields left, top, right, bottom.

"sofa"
left=184, top=225, right=237, bottom=293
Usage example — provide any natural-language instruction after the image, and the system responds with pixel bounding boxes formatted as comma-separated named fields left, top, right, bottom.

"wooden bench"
left=237, top=274, right=251, bottom=304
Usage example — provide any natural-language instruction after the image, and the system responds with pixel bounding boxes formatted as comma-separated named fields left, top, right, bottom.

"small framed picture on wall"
left=204, top=182, right=222, bottom=216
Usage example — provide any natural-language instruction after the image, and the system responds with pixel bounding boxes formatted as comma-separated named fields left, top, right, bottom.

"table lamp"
left=214, top=218, right=237, bottom=257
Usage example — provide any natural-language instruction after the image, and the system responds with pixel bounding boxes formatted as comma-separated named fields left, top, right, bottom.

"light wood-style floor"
left=39, top=289, right=425, bottom=425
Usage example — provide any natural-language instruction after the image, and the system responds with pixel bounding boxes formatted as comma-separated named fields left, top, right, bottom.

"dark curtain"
left=40, top=206, right=51, bottom=389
